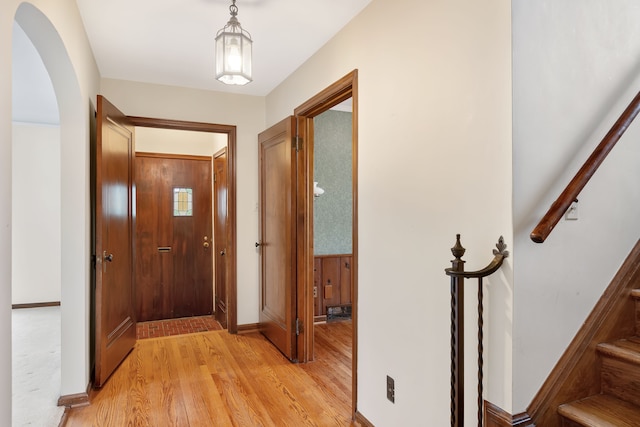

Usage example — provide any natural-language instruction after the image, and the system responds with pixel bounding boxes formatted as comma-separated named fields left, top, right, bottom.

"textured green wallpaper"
left=313, top=110, right=352, bottom=255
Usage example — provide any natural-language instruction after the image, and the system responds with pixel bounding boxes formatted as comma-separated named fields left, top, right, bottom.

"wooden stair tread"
left=559, top=394, right=640, bottom=426
left=597, top=337, right=640, bottom=364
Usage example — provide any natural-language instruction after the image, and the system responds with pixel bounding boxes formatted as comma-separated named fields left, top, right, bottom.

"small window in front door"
left=173, top=187, right=193, bottom=216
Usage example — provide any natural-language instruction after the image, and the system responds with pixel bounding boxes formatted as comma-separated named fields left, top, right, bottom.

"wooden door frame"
left=128, top=116, right=238, bottom=334
left=293, top=70, right=358, bottom=415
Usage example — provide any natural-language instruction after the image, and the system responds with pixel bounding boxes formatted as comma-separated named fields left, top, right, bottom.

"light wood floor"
left=63, top=321, right=354, bottom=426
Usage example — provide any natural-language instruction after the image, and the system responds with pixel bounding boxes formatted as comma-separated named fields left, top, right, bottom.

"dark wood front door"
left=258, top=117, right=298, bottom=361
left=94, top=95, right=136, bottom=387
left=214, top=148, right=228, bottom=328
left=135, top=153, right=213, bottom=322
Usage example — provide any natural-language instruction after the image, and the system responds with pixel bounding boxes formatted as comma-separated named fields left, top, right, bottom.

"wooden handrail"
left=531, top=91, right=640, bottom=243
left=445, top=235, right=509, bottom=427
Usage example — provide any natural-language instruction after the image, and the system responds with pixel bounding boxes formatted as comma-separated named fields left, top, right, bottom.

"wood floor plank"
left=301, top=321, right=353, bottom=406
left=208, top=333, right=277, bottom=426
left=64, top=322, right=354, bottom=426
left=156, top=340, right=189, bottom=425
left=193, top=333, right=247, bottom=426
left=65, top=322, right=354, bottom=427
left=170, top=338, right=217, bottom=426
left=126, top=342, right=153, bottom=426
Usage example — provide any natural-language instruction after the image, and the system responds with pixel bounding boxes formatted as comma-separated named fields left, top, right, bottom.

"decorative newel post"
left=450, top=234, right=466, bottom=427
left=446, top=234, right=508, bottom=427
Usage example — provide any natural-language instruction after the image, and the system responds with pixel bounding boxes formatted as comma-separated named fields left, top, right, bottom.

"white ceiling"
left=13, top=0, right=371, bottom=124
left=13, top=0, right=371, bottom=123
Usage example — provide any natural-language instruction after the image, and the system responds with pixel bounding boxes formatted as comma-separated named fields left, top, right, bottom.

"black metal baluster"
left=445, top=235, right=508, bottom=427
left=478, top=277, right=484, bottom=427
left=449, top=235, right=465, bottom=427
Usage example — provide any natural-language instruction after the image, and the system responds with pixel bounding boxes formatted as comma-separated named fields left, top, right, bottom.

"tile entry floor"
left=136, top=315, right=223, bottom=339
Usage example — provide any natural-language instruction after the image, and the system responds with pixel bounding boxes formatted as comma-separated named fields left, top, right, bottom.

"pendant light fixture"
left=215, top=0, right=253, bottom=85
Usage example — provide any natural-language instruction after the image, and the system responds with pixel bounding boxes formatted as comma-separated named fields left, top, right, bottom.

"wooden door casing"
left=129, top=116, right=238, bottom=333
left=94, top=95, right=136, bottom=387
left=135, top=153, right=213, bottom=322
left=258, top=116, right=298, bottom=361
left=214, top=148, right=228, bottom=329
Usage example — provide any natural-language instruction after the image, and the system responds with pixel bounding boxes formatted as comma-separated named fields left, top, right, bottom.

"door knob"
left=220, top=250, right=226, bottom=256
left=203, top=241, right=210, bottom=248
left=103, top=251, right=113, bottom=262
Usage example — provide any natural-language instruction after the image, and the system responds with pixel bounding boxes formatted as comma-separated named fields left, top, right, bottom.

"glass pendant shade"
left=215, top=2, right=252, bottom=85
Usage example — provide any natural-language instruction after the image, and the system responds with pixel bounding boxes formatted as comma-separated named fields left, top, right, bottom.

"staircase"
left=558, top=289, right=640, bottom=426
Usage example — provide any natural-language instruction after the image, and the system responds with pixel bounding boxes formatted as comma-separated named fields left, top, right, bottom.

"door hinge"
left=293, top=136, right=303, bottom=152
left=295, top=318, right=303, bottom=336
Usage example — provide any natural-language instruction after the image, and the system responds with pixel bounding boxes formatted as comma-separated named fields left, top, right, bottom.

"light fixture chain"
left=229, top=0, right=238, bottom=18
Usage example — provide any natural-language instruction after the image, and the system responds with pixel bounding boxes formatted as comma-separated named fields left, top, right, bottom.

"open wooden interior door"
left=258, top=116, right=299, bottom=361
left=214, top=147, right=228, bottom=329
left=94, top=95, right=136, bottom=387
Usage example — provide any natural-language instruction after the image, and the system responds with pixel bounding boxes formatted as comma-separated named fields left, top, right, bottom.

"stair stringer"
left=527, top=239, right=640, bottom=427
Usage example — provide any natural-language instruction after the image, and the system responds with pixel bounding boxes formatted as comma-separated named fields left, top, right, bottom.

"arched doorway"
left=11, top=16, right=63, bottom=424
left=13, top=0, right=91, bottom=412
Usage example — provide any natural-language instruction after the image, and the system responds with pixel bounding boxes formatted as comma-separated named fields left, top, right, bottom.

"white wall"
left=101, top=78, right=264, bottom=325
left=0, top=8, right=12, bottom=418
left=12, top=123, right=61, bottom=304
left=512, top=0, right=640, bottom=412
left=2, top=0, right=101, bottom=421
left=135, top=127, right=226, bottom=156
left=267, top=0, right=512, bottom=423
